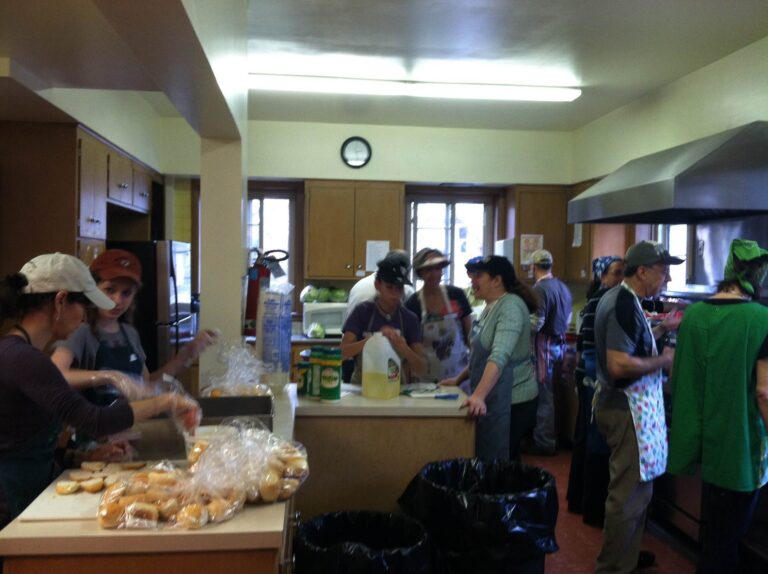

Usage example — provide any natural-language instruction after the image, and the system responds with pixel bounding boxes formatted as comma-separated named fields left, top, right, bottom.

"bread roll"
left=55, top=480, right=80, bottom=495
left=121, top=461, right=146, bottom=470
left=267, top=457, right=286, bottom=475
left=102, top=482, right=127, bottom=503
left=81, top=461, right=106, bottom=472
left=259, top=470, right=281, bottom=503
left=98, top=502, right=124, bottom=529
left=104, top=463, right=124, bottom=474
left=158, top=497, right=180, bottom=521
left=104, top=473, right=122, bottom=487
left=125, top=480, right=149, bottom=495
left=284, top=457, right=309, bottom=479
left=175, top=503, right=209, bottom=529
left=125, top=501, right=159, bottom=527
left=206, top=498, right=232, bottom=523
left=187, top=440, right=209, bottom=465
left=69, top=470, right=94, bottom=482
left=148, top=471, right=177, bottom=486
left=278, top=478, right=300, bottom=501
left=81, top=477, right=105, bottom=493
left=224, top=488, right=247, bottom=511
left=131, top=472, right=149, bottom=484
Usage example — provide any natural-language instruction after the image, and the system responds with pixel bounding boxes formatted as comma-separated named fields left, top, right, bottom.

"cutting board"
left=18, top=477, right=102, bottom=522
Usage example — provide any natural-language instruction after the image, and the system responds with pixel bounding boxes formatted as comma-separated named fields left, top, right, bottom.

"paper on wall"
left=520, top=234, right=544, bottom=265
left=365, top=240, right=390, bottom=271
left=572, top=224, right=583, bottom=248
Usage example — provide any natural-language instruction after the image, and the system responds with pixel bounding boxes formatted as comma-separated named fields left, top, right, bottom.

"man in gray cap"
left=593, top=240, right=683, bottom=573
left=528, top=248, right=572, bottom=455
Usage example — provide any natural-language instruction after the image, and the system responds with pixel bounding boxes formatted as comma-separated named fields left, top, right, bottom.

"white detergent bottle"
left=362, top=332, right=401, bottom=399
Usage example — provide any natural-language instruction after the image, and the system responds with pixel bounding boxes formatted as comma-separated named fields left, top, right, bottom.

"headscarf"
left=592, top=255, right=623, bottom=283
left=723, top=239, right=768, bottom=295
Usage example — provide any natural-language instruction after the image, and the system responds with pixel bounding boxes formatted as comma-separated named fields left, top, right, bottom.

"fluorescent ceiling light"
left=248, top=74, right=581, bottom=102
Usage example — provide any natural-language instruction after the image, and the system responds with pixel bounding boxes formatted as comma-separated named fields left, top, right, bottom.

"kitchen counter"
left=0, top=387, right=299, bottom=574
left=293, top=384, right=475, bottom=518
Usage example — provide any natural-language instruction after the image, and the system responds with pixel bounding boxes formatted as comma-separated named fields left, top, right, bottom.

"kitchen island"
left=0, top=388, right=299, bottom=574
left=293, top=384, right=475, bottom=519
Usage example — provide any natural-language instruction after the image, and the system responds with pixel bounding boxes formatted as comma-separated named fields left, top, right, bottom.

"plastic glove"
left=84, top=439, right=135, bottom=463
left=185, top=328, right=221, bottom=364
left=167, top=393, right=202, bottom=433
left=93, top=371, right=150, bottom=400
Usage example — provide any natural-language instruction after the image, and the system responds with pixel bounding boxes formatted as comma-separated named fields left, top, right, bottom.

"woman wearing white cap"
left=0, top=253, right=200, bottom=528
left=405, top=248, right=472, bottom=383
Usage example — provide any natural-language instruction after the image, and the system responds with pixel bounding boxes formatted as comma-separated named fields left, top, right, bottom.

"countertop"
left=296, top=383, right=469, bottom=418
left=0, top=386, right=299, bottom=557
left=290, top=335, right=341, bottom=344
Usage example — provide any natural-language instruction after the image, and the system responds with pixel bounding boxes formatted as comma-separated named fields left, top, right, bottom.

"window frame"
left=405, top=186, right=503, bottom=286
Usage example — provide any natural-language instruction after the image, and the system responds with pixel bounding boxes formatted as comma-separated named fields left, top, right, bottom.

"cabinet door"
left=77, top=238, right=106, bottom=266
left=305, top=182, right=355, bottom=278
left=78, top=133, right=108, bottom=239
left=132, top=164, right=152, bottom=213
left=514, top=187, right=567, bottom=280
left=353, top=183, right=404, bottom=275
left=108, top=152, right=133, bottom=204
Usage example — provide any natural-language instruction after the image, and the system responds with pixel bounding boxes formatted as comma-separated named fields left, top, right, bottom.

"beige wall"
left=573, top=34, right=768, bottom=181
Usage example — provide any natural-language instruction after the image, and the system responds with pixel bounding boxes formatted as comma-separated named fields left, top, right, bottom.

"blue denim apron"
left=468, top=318, right=512, bottom=462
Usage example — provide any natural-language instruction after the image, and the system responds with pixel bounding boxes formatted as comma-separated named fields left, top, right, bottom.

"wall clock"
left=340, top=136, right=372, bottom=168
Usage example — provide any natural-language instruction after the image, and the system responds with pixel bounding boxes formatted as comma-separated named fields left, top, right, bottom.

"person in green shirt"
left=668, top=238, right=768, bottom=574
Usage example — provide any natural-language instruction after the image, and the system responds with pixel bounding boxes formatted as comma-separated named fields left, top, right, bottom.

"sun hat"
left=412, top=248, right=450, bottom=273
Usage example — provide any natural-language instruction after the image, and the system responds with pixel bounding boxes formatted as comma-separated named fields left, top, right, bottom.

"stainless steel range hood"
left=568, top=121, right=768, bottom=224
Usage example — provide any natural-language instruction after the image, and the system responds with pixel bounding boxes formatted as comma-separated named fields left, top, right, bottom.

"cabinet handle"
left=356, top=264, right=363, bottom=269
left=345, top=264, right=352, bottom=270
left=140, top=192, right=149, bottom=198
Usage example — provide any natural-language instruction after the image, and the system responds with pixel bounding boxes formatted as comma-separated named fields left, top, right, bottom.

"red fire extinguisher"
left=243, top=248, right=289, bottom=336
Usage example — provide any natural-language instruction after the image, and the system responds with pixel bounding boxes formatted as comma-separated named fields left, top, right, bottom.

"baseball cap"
left=624, top=241, right=684, bottom=267
left=375, top=254, right=413, bottom=286
left=90, top=249, right=143, bottom=285
left=413, top=248, right=450, bottom=272
left=465, top=254, right=514, bottom=276
left=20, top=253, right=115, bottom=310
left=531, top=249, right=553, bottom=266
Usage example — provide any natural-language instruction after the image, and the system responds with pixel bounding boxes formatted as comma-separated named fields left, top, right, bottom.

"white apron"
left=414, top=286, right=469, bottom=383
left=621, top=282, right=668, bottom=482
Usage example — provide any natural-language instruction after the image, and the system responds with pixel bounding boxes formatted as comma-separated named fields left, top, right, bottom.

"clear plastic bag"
left=201, top=343, right=273, bottom=397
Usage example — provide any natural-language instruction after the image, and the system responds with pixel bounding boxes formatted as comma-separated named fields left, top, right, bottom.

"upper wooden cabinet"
left=305, top=180, right=405, bottom=279
left=507, top=185, right=568, bottom=281
left=108, top=151, right=133, bottom=205
left=0, top=122, right=157, bottom=276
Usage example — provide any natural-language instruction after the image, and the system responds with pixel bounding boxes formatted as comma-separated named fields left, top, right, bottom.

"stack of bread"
left=96, top=419, right=308, bottom=530
left=56, top=461, right=147, bottom=496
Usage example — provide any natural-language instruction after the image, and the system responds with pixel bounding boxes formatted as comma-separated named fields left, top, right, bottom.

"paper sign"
left=520, top=234, right=544, bottom=265
left=572, top=224, right=583, bottom=248
left=365, top=240, right=390, bottom=271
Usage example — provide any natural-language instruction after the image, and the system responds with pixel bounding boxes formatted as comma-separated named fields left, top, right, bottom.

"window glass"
left=247, top=197, right=291, bottom=285
left=666, top=224, right=688, bottom=288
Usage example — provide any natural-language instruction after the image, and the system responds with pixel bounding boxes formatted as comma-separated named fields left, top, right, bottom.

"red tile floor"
left=522, top=450, right=697, bottom=574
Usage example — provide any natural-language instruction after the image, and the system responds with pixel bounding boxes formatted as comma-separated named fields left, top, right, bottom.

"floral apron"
left=414, top=286, right=468, bottom=382
left=619, top=282, right=668, bottom=482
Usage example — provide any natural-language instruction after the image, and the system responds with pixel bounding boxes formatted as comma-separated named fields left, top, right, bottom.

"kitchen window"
left=658, top=223, right=689, bottom=288
left=247, top=182, right=303, bottom=288
left=406, top=188, right=498, bottom=289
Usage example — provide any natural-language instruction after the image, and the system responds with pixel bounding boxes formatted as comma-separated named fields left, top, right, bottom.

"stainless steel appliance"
left=107, top=240, right=197, bottom=371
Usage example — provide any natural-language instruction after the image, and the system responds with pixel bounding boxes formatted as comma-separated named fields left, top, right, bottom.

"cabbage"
left=329, top=288, right=348, bottom=302
left=300, top=285, right=319, bottom=303
left=306, top=322, right=325, bottom=339
left=316, top=287, right=331, bottom=302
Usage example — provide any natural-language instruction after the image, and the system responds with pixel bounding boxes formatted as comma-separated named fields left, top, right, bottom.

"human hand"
left=380, top=326, right=407, bottom=353
left=85, top=440, right=134, bottom=463
left=186, top=328, right=220, bottom=361
left=661, top=308, right=683, bottom=333
left=168, top=394, right=201, bottom=433
left=462, top=394, right=487, bottom=417
left=95, top=371, right=149, bottom=400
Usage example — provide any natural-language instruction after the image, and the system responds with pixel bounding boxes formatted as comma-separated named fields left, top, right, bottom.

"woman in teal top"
left=669, top=239, right=768, bottom=574
left=440, top=255, right=539, bottom=461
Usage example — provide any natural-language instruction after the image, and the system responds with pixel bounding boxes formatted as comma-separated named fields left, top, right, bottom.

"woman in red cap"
left=50, top=250, right=216, bottom=455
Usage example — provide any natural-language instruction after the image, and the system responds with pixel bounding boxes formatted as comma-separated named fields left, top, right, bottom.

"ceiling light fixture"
left=248, top=74, right=581, bottom=102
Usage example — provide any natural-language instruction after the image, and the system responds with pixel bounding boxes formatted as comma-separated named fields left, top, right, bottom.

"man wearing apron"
left=593, top=241, right=683, bottom=574
left=342, top=254, right=426, bottom=385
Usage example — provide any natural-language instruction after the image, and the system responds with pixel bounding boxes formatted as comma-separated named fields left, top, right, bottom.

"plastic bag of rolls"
left=96, top=461, right=246, bottom=530
left=188, top=417, right=309, bottom=505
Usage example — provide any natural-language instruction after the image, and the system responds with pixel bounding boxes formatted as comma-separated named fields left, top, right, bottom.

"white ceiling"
left=1, top=0, right=768, bottom=131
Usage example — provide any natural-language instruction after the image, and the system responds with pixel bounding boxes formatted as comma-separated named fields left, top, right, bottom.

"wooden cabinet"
left=108, top=151, right=133, bottom=204
left=0, top=122, right=156, bottom=277
left=507, top=185, right=568, bottom=281
left=304, top=180, right=404, bottom=279
left=132, top=165, right=152, bottom=212
left=78, top=132, right=108, bottom=239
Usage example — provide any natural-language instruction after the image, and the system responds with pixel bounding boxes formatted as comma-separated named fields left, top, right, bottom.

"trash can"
left=399, top=458, right=559, bottom=574
left=294, top=510, right=432, bottom=574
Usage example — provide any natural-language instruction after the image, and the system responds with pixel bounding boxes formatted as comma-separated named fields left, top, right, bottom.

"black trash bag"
left=294, top=510, right=432, bottom=574
left=399, top=458, right=559, bottom=574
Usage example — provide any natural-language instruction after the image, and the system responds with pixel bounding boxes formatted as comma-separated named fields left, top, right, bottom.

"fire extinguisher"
left=243, top=248, right=289, bottom=336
